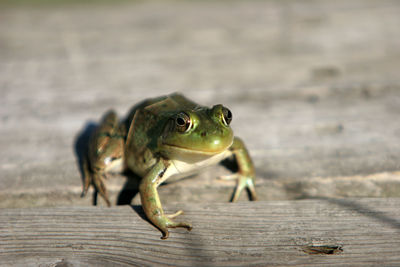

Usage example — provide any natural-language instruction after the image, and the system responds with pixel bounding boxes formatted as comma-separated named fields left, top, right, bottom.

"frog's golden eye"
left=221, top=107, right=232, bottom=126
left=175, top=112, right=192, bottom=133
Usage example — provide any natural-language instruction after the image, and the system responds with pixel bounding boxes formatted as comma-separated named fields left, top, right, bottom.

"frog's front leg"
left=227, top=137, right=258, bottom=202
left=139, top=159, right=192, bottom=239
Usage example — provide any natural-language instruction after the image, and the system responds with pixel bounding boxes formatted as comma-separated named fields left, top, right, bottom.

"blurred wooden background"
left=1, top=0, right=400, bottom=265
left=1, top=0, right=399, bottom=208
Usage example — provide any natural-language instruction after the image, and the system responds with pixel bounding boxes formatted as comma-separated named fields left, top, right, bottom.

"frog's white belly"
left=168, top=150, right=231, bottom=179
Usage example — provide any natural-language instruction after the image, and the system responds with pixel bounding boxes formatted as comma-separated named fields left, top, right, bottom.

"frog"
left=81, top=93, right=258, bottom=239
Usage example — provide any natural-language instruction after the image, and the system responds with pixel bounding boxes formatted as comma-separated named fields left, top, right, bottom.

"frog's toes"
left=166, top=210, right=184, bottom=219
left=161, top=231, right=169, bottom=240
left=232, top=175, right=258, bottom=202
left=166, top=220, right=193, bottom=232
left=92, top=173, right=111, bottom=207
left=81, top=176, right=91, bottom=198
left=159, top=218, right=192, bottom=240
left=81, top=189, right=87, bottom=198
left=167, top=220, right=192, bottom=230
left=246, top=178, right=258, bottom=201
left=81, top=180, right=91, bottom=198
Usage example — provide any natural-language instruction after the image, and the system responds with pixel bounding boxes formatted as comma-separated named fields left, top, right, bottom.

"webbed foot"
left=231, top=174, right=258, bottom=202
left=158, top=216, right=192, bottom=240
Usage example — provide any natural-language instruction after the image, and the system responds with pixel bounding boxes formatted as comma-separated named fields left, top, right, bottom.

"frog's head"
left=159, top=104, right=234, bottom=162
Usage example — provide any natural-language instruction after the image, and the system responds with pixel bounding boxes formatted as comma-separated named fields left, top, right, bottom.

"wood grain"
left=1, top=198, right=400, bottom=266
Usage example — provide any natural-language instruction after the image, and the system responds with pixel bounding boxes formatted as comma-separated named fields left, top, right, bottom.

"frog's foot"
left=166, top=210, right=184, bottom=219
left=158, top=217, right=192, bottom=240
left=149, top=212, right=192, bottom=240
left=231, top=174, right=258, bottom=202
left=92, top=173, right=111, bottom=207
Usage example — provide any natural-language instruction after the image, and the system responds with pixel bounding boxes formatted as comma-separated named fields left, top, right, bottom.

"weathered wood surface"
left=1, top=198, right=400, bottom=266
left=1, top=0, right=400, bottom=208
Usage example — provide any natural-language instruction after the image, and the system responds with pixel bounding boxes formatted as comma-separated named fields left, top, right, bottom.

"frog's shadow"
left=74, top=121, right=140, bottom=206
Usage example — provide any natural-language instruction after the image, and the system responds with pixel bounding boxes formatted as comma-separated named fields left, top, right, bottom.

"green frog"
left=82, top=93, right=258, bottom=239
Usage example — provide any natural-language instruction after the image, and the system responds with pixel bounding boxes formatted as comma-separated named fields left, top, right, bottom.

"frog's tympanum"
left=82, top=93, right=257, bottom=239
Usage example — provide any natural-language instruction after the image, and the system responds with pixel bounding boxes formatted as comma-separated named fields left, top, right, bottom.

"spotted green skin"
left=82, top=93, right=257, bottom=239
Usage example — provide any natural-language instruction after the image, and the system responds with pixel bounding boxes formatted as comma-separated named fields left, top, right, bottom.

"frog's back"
left=124, top=93, right=200, bottom=175
left=124, top=93, right=198, bottom=128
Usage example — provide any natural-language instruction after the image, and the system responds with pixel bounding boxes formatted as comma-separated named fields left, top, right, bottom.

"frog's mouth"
left=163, top=144, right=226, bottom=155
left=161, top=143, right=231, bottom=163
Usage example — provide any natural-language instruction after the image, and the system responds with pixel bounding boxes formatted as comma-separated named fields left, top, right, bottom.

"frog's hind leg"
left=81, top=157, right=92, bottom=198
left=81, top=162, right=112, bottom=207
left=81, top=155, right=113, bottom=206
left=83, top=110, right=125, bottom=206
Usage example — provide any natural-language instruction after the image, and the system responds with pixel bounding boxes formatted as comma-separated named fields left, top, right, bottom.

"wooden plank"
left=1, top=198, right=400, bottom=266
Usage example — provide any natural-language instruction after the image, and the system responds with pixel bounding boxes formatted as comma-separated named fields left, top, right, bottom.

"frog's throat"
left=161, top=143, right=231, bottom=163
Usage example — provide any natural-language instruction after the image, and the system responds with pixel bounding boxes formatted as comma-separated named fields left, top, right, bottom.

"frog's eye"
left=221, top=107, right=232, bottom=126
left=175, top=112, right=192, bottom=133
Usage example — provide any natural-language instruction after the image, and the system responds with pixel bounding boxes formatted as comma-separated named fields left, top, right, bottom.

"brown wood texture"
left=1, top=1, right=400, bottom=265
left=1, top=198, right=400, bottom=266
